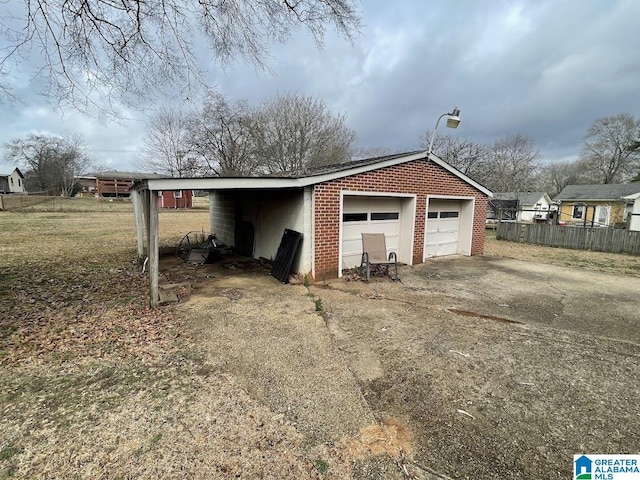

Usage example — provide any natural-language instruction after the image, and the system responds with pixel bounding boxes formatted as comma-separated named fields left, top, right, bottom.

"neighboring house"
left=624, top=192, right=640, bottom=231
left=131, top=150, right=492, bottom=285
left=0, top=168, right=26, bottom=194
left=554, top=182, right=640, bottom=227
left=489, top=191, right=552, bottom=223
left=77, top=171, right=193, bottom=208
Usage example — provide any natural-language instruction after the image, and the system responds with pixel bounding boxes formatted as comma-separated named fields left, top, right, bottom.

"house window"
left=175, top=190, right=182, bottom=198
left=371, top=212, right=399, bottom=221
left=440, top=211, right=459, bottom=219
left=343, top=213, right=368, bottom=222
left=427, top=212, right=438, bottom=219
left=18, top=179, right=21, bottom=187
left=572, top=205, right=585, bottom=219
left=10, top=177, right=13, bottom=185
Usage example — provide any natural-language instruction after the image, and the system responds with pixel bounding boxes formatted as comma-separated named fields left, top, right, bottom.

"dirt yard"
left=2, top=208, right=639, bottom=479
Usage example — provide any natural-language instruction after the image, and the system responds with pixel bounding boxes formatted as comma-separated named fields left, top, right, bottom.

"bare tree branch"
left=0, top=0, right=361, bottom=115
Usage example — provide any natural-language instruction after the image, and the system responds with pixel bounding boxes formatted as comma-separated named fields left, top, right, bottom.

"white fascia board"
left=623, top=192, right=640, bottom=200
left=143, top=177, right=302, bottom=191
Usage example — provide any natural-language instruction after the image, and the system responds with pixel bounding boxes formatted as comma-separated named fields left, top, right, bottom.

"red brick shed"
left=132, top=151, right=492, bottom=305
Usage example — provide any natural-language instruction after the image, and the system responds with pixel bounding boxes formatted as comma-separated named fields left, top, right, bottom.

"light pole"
left=427, top=107, right=461, bottom=155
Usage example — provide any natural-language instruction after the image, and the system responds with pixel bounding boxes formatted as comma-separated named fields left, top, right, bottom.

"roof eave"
left=131, top=150, right=493, bottom=196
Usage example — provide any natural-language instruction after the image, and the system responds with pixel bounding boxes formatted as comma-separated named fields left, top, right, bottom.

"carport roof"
left=131, top=151, right=493, bottom=196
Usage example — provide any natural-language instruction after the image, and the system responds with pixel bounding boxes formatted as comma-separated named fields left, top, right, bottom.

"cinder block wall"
left=313, top=159, right=488, bottom=280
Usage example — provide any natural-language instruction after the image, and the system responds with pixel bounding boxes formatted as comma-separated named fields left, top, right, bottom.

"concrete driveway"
left=173, top=255, right=640, bottom=479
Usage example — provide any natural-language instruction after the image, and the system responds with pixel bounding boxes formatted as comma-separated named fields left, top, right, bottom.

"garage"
left=424, top=197, right=475, bottom=258
left=133, top=151, right=491, bottom=305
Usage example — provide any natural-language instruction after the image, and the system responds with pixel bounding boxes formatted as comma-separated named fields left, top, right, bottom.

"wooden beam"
left=149, top=190, right=160, bottom=308
left=131, top=189, right=145, bottom=258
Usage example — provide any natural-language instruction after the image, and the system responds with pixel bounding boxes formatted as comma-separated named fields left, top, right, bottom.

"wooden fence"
left=496, top=222, right=640, bottom=255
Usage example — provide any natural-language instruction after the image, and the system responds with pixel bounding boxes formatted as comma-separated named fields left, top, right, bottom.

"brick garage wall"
left=313, top=159, right=488, bottom=279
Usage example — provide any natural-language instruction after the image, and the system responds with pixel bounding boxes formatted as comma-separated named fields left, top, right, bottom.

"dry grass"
left=0, top=208, right=353, bottom=479
left=8, top=210, right=634, bottom=478
left=484, top=230, right=640, bottom=276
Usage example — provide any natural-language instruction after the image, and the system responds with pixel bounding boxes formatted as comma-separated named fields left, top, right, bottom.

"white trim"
left=311, top=186, right=316, bottom=280
left=338, top=190, right=417, bottom=278
left=424, top=195, right=476, bottom=261
left=134, top=151, right=493, bottom=197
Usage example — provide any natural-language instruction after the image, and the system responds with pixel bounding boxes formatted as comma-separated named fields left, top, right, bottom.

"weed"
left=305, top=292, right=315, bottom=298
left=315, top=298, right=323, bottom=312
left=0, top=445, right=20, bottom=461
left=303, top=274, right=310, bottom=288
left=314, top=458, right=329, bottom=474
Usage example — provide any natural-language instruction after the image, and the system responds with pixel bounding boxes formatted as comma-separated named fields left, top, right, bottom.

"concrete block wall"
left=313, top=159, right=488, bottom=280
left=209, top=191, right=236, bottom=246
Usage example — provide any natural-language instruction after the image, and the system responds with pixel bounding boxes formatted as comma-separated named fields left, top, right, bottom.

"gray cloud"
left=2, top=0, right=639, bottom=173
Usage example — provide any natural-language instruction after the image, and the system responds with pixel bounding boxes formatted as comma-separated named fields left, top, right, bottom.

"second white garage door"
left=425, top=199, right=461, bottom=257
left=342, top=196, right=401, bottom=269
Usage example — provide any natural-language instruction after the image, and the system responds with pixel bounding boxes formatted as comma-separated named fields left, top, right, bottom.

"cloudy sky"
left=1, top=0, right=639, bottom=174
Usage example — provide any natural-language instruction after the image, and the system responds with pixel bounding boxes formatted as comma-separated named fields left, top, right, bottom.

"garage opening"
left=424, top=197, right=475, bottom=259
left=340, top=194, right=415, bottom=273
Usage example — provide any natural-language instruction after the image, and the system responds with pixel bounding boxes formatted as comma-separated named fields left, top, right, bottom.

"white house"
left=0, top=168, right=26, bottom=194
left=624, top=192, right=640, bottom=231
left=490, top=191, right=552, bottom=223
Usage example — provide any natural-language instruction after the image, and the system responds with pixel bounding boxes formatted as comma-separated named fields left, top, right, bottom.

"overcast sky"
left=1, top=0, right=639, bottom=174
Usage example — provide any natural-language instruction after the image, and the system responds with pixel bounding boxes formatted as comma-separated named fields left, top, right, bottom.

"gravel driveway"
left=174, top=255, right=640, bottom=479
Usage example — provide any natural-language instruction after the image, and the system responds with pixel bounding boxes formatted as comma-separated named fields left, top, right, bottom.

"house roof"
left=492, top=191, right=549, bottom=205
left=131, top=151, right=493, bottom=196
left=554, top=183, right=640, bottom=201
left=81, top=171, right=170, bottom=180
left=0, top=168, right=24, bottom=178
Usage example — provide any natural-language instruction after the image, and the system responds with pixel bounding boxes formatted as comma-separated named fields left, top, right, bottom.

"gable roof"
left=492, top=191, right=550, bottom=205
left=554, top=183, right=640, bottom=201
left=132, top=150, right=493, bottom=196
left=0, top=168, right=24, bottom=178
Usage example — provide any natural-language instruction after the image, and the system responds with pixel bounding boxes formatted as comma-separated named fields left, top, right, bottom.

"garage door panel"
left=425, top=200, right=461, bottom=258
left=342, top=196, right=402, bottom=269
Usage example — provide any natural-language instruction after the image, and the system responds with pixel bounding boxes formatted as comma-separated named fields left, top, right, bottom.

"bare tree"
left=536, top=160, right=592, bottom=197
left=579, top=113, right=640, bottom=184
left=0, top=1, right=360, bottom=115
left=483, top=134, right=541, bottom=192
left=187, top=94, right=262, bottom=177
left=138, top=107, right=198, bottom=177
left=421, top=134, right=489, bottom=179
left=4, top=133, right=93, bottom=195
left=254, top=92, right=356, bottom=174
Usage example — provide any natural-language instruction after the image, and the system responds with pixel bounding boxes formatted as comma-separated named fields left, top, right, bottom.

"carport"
left=131, top=151, right=491, bottom=307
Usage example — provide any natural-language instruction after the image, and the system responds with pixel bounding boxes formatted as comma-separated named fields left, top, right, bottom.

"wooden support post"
left=149, top=190, right=160, bottom=308
left=131, top=189, right=145, bottom=259
left=143, top=190, right=151, bottom=255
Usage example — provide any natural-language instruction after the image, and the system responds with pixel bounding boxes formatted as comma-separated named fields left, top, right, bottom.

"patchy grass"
left=0, top=209, right=342, bottom=479
left=485, top=230, right=640, bottom=276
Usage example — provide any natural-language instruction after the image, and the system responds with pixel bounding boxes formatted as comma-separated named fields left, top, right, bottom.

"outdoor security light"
left=428, top=106, right=462, bottom=155
left=446, top=107, right=461, bottom=128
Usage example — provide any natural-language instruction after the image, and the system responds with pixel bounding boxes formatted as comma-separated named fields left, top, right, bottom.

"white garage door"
left=342, top=196, right=401, bottom=269
left=425, top=200, right=461, bottom=257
